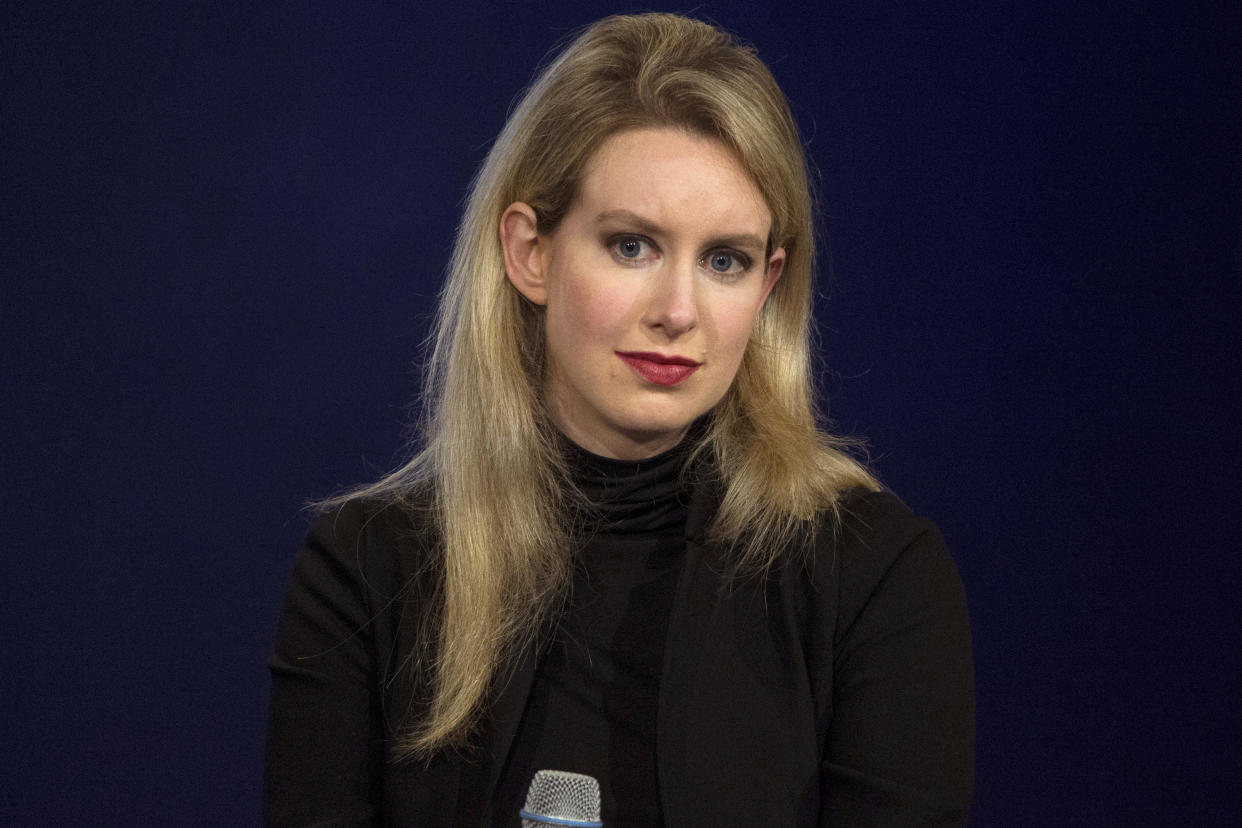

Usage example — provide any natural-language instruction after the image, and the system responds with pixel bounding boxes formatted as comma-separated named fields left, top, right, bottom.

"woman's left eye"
left=701, top=250, right=749, bottom=276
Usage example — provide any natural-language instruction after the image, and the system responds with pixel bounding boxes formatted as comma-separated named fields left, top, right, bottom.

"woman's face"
left=502, top=127, right=784, bottom=460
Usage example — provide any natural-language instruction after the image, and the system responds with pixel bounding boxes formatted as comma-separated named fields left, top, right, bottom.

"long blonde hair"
left=340, top=12, right=879, bottom=758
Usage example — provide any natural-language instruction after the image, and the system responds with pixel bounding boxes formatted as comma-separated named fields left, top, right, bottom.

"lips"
left=616, top=351, right=702, bottom=387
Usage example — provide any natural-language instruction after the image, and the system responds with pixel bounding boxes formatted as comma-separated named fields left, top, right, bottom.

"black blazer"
left=265, top=485, right=974, bottom=826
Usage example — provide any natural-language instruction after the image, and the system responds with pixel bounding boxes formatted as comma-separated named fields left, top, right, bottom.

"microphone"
left=519, top=769, right=603, bottom=827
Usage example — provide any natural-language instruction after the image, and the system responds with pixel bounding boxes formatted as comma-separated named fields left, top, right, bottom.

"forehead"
left=573, top=127, right=772, bottom=236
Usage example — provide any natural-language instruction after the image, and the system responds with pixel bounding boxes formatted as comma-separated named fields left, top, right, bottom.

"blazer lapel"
left=454, top=639, right=542, bottom=825
left=656, top=482, right=724, bottom=824
left=655, top=481, right=822, bottom=825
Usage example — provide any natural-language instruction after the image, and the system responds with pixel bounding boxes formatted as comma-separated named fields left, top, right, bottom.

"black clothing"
left=495, top=443, right=689, bottom=825
left=265, top=466, right=975, bottom=826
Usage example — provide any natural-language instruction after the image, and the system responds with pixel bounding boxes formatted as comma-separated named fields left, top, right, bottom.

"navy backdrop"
left=4, top=1, right=1239, bottom=824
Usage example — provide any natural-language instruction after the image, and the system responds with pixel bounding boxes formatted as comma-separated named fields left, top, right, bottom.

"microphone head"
left=519, top=770, right=603, bottom=827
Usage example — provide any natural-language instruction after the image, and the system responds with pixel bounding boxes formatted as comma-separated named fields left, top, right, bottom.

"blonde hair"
left=339, top=12, right=879, bottom=758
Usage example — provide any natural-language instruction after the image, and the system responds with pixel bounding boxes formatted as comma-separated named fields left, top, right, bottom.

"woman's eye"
left=702, top=250, right=749, bottom=276
left=609, top=236, right=655, bottom=263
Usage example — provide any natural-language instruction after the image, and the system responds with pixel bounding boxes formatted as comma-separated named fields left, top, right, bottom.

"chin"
left=614, top=411, right=701, bottom=443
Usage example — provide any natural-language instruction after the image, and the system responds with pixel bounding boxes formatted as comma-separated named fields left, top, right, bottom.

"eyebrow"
left=593, top=209, right=768, bottom=253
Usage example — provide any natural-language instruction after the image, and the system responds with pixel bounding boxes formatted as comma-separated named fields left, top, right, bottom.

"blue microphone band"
left=518, top=809, right=604, bottom=828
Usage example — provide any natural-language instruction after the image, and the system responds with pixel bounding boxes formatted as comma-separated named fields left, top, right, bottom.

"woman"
left=266, top=13, right=974, bottom=826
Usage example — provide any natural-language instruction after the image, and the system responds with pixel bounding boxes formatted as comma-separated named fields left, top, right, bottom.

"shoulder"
left=817, top=488, right=968, bottom=644
left=272, top=493, right=443, bottom=682
left=267, top=494, right=443, bottom=821
left=305, top=494, right=434, bottom=558
left=293, top=493, right=441, bottom=612
left=834, top=488, right=942, bottom=569
left=808, top=490, right=976, bottom=818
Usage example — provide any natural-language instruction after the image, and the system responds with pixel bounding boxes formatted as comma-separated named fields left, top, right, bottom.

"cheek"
left=714, top=295, right=767, bottom=355
left=545, top=278, right=633, bottom=370
left=553, top=278, right=633, bottom=338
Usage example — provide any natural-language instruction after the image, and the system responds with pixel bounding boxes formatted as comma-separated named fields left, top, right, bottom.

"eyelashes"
left=613, top=236, right=654, bottom=262
left=606, top=234, right=754, bottom=278
left=703, top=250, right=748, bottom=275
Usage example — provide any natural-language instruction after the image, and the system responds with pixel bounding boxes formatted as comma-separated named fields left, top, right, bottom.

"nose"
left=643, top=257, right=699, bottom=338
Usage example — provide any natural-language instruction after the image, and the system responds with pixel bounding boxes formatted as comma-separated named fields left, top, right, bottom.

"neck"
left=552, top=421, right=691, bottom=461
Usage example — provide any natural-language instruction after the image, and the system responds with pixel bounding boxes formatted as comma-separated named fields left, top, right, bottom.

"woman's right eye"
left=608, top=235, right=656, bottom=264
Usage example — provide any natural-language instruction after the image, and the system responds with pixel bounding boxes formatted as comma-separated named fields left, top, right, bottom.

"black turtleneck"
left=493, top=439, right=691, bottom=827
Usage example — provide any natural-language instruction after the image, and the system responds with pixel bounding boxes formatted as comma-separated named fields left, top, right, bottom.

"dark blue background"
left=4, top=1, right=1239, bottom=824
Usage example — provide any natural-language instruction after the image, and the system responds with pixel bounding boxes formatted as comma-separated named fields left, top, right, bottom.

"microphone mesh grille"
left=522, top=769, right=601, bottom=823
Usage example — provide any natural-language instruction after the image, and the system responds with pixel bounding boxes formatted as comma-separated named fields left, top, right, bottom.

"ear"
left=499, top=202, right=549, bottom=306
left=759, top=247, right=786, bottom=306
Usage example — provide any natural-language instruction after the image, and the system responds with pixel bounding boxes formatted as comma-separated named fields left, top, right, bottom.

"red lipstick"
left=616, top=351, right=701, bottom=386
